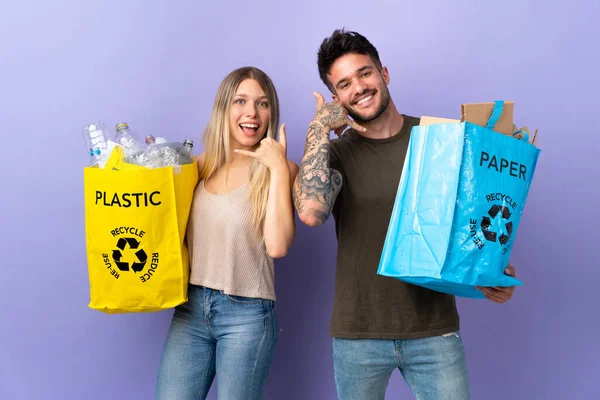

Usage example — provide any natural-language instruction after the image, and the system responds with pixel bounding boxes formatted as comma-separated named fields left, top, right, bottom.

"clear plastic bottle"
left=178, top=139, right=194, bottom=165
left=144, top=135, right=163, bottom=169
left=82, top=122, right=108, bottom=167
left=151, top=137, right=183, bottom=167
left=114, top=122, right=145, bottom=159
left=160, top=143, right=180, bottom=167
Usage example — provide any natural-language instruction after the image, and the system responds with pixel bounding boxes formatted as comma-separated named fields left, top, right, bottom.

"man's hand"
left=312, top=92, right=365, bottom=136
left=477, top=264, right=517, bottom=304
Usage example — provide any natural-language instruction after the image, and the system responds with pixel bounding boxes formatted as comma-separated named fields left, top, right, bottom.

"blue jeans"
left=155, top=285, right=278, bottom=400
left=333, top=333, right=470, bottom=400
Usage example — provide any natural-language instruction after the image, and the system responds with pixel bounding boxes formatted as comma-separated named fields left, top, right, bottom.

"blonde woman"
left=156, top=67, right=298, bottom=400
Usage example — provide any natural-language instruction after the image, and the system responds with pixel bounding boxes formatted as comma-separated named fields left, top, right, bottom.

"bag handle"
left=512, top=129, right=530, bottom=142
left=487, top=100, right=529, bottom=142
left=486, top=100, right=504, bottom=130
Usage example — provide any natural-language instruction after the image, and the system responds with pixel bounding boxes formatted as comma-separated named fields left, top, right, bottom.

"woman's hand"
left=235, top=124, right=288, bottom=171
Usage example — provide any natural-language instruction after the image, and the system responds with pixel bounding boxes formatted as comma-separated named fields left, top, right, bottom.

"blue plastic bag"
left=377, top=101, right=541, bottom=298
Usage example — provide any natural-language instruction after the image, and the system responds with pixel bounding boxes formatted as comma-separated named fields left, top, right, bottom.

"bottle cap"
left=115, top=123, right=129, bottom=132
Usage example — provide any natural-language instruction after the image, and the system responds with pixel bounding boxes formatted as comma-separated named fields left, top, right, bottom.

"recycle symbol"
left=480, top=205, right=513, bottom=246
left=112, top=237, right=148, bottom=273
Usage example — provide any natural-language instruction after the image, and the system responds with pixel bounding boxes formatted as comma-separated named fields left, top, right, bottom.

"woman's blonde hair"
left=198, top=66, right=280, bottom=231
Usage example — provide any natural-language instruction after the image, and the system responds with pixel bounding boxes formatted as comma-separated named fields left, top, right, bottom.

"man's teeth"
left=357, top=95, right=373, bottom=105
left=240, top=124, right=258, bottom=128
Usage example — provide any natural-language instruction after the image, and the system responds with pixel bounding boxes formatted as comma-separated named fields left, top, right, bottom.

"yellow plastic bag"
left=84, top=149, right=198, bottom=313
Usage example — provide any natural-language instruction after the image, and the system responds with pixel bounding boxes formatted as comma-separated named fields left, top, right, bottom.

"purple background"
left=1, top=1, right=598, bottom=399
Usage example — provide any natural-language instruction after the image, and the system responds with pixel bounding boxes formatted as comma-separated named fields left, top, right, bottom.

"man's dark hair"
left=317, top=29, right=382, bottom=92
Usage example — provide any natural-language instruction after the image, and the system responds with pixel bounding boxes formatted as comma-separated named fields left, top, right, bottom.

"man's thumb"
left=313, top=92, right=325, bottom=108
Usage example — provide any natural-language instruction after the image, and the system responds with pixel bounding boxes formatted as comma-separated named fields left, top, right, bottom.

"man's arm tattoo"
left=308, top=208, right=329, bottom=222
left=294, top=121, right=343, bottom=223
left=297, top=143, right=333, bottom=205
left=314, top=103, right=345, bottom=131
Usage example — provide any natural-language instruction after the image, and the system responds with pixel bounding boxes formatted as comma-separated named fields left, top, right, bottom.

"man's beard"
left=346, top=87, right=391, bottom=123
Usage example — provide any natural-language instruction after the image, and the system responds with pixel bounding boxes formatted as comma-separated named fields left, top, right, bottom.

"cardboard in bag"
left=419, top=116, right=460, bottom=126
left=460, top=101, right=514, bottom=136
left=512, top=126, right=539, bottom=146
left=420, top=100, right=539, bottom=146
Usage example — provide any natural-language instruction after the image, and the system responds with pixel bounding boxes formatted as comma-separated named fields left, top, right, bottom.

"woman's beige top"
left=186, top=180, right=275, bottom=301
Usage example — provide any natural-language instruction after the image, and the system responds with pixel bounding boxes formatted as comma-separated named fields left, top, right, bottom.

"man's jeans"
left=155, top=285, right=278, bottom=400
left=333, top=332, right=470, bottom=400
